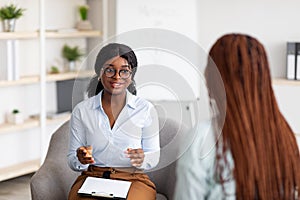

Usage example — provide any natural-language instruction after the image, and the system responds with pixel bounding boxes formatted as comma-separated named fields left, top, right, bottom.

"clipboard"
left=78, top=177, right=132, bottom=199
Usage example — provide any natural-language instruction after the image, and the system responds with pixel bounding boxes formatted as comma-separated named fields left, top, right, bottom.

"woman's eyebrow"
left=103, top=64, right=131, bottom=69
left=104, top=63, right=114, bottom=67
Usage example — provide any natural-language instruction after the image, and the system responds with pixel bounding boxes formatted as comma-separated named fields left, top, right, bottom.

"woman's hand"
left=125, top=148, right=145, bottom=167
left=76, top=146, right=95, bottom=165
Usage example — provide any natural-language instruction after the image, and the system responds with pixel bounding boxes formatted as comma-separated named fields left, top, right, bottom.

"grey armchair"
left=30, top=118, right=188, bottom=200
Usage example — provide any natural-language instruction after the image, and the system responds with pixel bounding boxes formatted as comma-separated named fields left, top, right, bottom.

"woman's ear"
left=99, top=68, right=104, bottom=78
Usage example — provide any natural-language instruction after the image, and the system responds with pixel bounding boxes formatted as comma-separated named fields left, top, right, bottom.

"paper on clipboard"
left=78, top=177, right=132, bottom=199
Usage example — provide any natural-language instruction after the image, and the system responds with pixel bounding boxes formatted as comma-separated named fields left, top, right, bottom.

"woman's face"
left=100, top=56, right=132, bottom=96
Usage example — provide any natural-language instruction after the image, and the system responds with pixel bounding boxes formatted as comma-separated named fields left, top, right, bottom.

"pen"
left=91, top=191, right=114, bottom=198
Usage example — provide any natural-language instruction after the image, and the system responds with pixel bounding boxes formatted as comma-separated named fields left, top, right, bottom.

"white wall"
left=197, top=0, right=300, bottom=133
left=115, top=0, right=203, bottom=101
left=114, top=0, right=300, bottom=134
left=114, top=0, right=211, bottom=124
left=116, top=0, right=199, bottom=42
left=198, top=0, right=300, bottom=78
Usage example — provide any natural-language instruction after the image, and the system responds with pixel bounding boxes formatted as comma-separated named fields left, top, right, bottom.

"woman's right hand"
left=76, top=146, right=95, bottom=164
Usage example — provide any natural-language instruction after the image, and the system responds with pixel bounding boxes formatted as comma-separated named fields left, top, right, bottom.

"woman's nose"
left=112, top=70, right=121, bottom=79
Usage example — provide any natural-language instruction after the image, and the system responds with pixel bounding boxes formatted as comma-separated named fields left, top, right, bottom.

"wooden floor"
left=0, top=173, right=32, bottom=200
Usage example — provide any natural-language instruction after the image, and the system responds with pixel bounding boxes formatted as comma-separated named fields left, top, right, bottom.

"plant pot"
left=2, top=19, right=16, bottom=32
left=7, top=112, right=23, bottom=124
left=76, top=20, right=93, bottom=30
left=68, top=61, right=77, bottom=72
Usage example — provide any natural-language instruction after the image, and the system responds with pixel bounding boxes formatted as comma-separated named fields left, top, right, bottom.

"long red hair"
left=205, top=34, right=300, bottom=199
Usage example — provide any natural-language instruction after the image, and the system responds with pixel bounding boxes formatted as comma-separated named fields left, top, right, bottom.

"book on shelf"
left=287, top=42, right=296, bottom=80
left=0, top=40, right=19, bottom=81
left=297, top=43, right=300, bottom=80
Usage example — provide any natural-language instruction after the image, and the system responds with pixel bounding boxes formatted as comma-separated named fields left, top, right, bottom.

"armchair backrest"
left=31, top=117, right=188, bottom=200
left=146, top=117, right=188, bottom=200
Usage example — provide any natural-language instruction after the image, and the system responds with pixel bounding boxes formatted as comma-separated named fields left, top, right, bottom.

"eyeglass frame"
left=101, top=65, right=133, bottom=79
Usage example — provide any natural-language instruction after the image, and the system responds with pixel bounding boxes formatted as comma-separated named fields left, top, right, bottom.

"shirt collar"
left=92, top=90, right=136, bottom=110
left=126, top=90, right=136, bottom=109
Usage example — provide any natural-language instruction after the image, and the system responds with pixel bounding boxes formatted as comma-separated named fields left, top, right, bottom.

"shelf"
left=0, top=113, right=71, bottom=134
left=46, top=113, right=71, bottom=125
left=45, top=30, right=102, bottom=38
left=0, top=30, right=102, bottom=40
left=0, top=71, right=93, bottom=87
left=46, top=70, right=94, bottom=81
left=0, top=31, right=38, bottom=40
left=0, top=76, right=39, bottom=87
left=0, top=118, right=39, bottom=135
left=0, top=159, right=40, bottom=181
left=272, top=78, right=300, bottom=86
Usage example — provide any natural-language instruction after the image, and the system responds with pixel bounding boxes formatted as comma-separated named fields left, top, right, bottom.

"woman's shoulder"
left=179, top=120, right=216, bottom=167
left=73, top=95, right=98, bottom=113
left=128, top=94, right=155, bottom=110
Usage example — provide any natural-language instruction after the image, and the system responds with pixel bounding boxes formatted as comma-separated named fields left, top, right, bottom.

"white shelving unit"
left=45, top=30, right=102, bottom=38
left=0, top=76, right=40, bottom=87
left=272, top=78, right=300, bottom=86
left=0, top=31, right=38, bottom=39
left=0, top=70, right=93, bottom=87
left=0, top=0, right=108, bottom=181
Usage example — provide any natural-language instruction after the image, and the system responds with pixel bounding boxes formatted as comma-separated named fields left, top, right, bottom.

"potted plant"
left=0, top=4, right=26, bottom=32
left=76, top=5, right=93, bottom=30
left=7, top=109, right=23, bottom=124
left=50, top=66, right=60, bottom=74
left=62, top=44, right=84, bottom=71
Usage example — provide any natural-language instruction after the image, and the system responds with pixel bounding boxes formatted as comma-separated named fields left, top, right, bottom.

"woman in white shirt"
left=68, top=43, right=160, bottom=200
left=175, top=34, right=300, bottom=199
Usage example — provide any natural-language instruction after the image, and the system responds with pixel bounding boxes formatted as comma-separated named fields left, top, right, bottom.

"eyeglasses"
left=102, top=67, right=132, bottom=79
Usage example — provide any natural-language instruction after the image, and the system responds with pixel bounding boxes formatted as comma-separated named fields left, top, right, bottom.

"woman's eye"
left=121, top=70, right=129, bottom=73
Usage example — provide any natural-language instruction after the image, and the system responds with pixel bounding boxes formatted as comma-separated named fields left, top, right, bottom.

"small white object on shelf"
left=0, top=40, right=19, bottom=81
left=76, top=20, right=93, bottom=31
left=6, top=110, right=23, bottom=124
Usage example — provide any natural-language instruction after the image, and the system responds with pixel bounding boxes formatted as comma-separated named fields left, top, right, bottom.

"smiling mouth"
left=110, top=82, right=124, bottom=88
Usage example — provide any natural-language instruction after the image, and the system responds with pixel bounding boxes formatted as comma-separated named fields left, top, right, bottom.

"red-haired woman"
left=175, top=34, right=300, bottom=200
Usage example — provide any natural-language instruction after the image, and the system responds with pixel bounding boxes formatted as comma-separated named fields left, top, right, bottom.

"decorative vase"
left=2, top=19, right=16, bottom=32
left=76, top=20, right=93, bottom=30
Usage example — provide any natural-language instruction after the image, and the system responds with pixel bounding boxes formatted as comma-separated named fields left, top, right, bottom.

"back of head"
left=205, top=33, right=300, bottom=199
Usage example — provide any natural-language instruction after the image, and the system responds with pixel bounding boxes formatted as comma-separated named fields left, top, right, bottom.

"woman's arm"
left=67, top=107, right=90, bottom=171
left=125, top=104, right=160, bottom=170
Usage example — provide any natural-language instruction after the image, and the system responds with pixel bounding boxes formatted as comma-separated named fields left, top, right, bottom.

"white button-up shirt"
left=67, top=90, right=160, bottom=171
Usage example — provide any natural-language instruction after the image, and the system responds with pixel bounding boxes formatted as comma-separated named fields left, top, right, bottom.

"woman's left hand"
left=125, top=148, right=145, bottom=167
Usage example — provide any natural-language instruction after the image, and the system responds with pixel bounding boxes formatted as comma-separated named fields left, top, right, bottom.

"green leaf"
left=62, top=44, right=84, bottom=61
left=0, top=4, right=25, bottom=20
left=12, top=109, right=20, bottom=114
